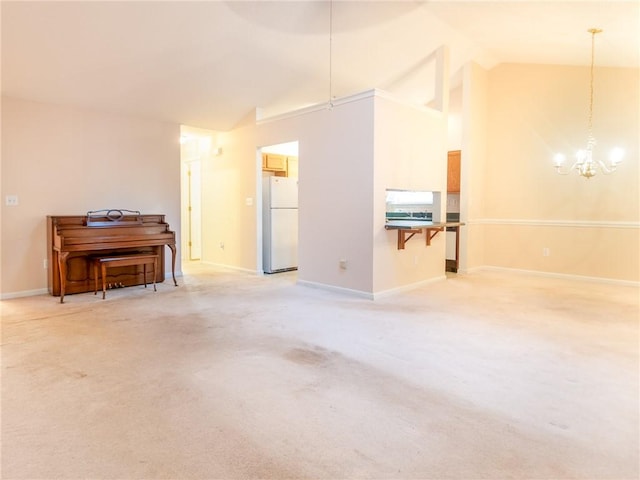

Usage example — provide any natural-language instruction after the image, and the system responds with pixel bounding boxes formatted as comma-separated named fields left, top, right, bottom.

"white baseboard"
left=471, top=218, right=640, bottom=228
left=198, top=261, right=260, bottom=275
left=297, top=279, right=375, bottom=300
left=469, top=265, right=640, bottom=287
left=372, top=275, right=447, bottom=299
left=297, top=275, right=448, bottom=300
left=1, top=288, right=49, bottom=300
left=1, top=272, right=184, bottom=301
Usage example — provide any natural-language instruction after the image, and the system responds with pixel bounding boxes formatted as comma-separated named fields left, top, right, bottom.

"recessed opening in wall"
left=385, top=189, right=441, bottom=222
left=260, top=141, right=299, bottom=274
left=180, top=126, right=218, bottom=262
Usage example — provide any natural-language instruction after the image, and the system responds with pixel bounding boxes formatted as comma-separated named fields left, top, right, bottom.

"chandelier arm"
left=554, top=160, right=580, bottom=175
left=597, top=160, right=614, bottom=174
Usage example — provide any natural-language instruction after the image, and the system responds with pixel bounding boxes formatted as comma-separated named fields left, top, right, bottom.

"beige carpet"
left=1, top=265, right=638, bottom=479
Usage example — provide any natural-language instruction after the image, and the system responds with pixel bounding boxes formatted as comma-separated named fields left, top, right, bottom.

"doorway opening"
left=259, top=141, right=299, bottom=274
left=180, top=127, right=215, bottom=263
left=445, top=149, right=461, bottom=273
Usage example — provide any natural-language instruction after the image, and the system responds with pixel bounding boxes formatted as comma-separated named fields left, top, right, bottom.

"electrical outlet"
left=5, top=195, right=18, bottom=206
left=339, top=259, right=347, bottom=270
left=43, top=259, right=48, bottom=269
left=219, top=242, right=224, bottom=249
left=543, top=247, right=550, bottom=257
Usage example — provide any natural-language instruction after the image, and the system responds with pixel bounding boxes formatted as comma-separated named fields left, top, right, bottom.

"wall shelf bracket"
left=385, top=222, right=462, bottom=251
left=394, top=228, right=421, bottom=249
left=426, top=227, right=444, bottom=246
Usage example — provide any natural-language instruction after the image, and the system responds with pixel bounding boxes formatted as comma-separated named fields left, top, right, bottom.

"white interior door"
left=188, top=160, right=202, bottom=260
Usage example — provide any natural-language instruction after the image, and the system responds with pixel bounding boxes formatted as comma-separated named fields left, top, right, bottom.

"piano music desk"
left=93, top=253, right=159, bottom=300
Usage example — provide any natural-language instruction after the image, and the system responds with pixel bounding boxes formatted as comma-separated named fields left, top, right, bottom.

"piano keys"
left=47, top=212, right=178, bottom=303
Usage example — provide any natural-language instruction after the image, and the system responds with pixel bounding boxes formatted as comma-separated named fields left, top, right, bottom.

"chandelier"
left=553, top=28, right=624, bottom=178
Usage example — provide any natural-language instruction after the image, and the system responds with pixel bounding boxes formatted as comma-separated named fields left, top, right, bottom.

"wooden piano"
left=47, top=211, right=178, bottom=303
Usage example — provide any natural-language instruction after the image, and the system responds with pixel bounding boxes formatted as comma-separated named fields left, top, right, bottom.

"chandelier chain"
left=328, top=0, right=333, bottom=108
left=588, top=29, right=596, bottom=135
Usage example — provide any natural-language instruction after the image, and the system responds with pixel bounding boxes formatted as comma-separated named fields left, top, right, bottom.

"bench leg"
left=94, top=261, right=98, bottom=295
left=101, top=264, right=107, bottom=299
left=143, top=264, right=147, bottom=288
left=153, top=258, right=157, bottom=292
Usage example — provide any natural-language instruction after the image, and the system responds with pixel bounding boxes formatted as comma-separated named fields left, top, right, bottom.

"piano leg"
left=58, top=251, right=69, bottom=303
left=168, top=244, right=178, bottom=286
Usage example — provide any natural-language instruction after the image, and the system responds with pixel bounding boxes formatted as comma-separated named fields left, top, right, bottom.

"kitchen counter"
left=385, top=220, right=464, bottom=250
left=385, top=220, right=462, bottom=229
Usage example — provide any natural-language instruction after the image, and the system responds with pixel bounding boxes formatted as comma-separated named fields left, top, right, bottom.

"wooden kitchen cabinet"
left=447, top=150, right=461, bottom=193
left=262, top=153, right=287, bottom=172
left=262, top=153, right=298, bottom=178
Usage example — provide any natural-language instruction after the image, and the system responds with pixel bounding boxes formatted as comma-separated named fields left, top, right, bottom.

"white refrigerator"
left=263, top=176, right=298, bottom=273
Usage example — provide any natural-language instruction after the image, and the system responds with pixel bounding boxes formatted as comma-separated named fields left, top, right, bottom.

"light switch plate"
left=5, top=195, right=18, bottom=206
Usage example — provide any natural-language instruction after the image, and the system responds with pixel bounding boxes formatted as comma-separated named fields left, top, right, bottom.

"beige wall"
left=372, top=94, right=448, bottom=294
left=199, top=115, right=259, bottom=272
left=179, top=125, right=219, bottom=262
left=478, top=63, right=639, bottom=282
left=448, top=86, right=463, bottom=151
left=255, top=94, right=377, bottom=294
left=204, top=66, right=639, bottom=294
left=255, top=90, right=448, bottom=296
left=4, top=61, right=637, bottom=299
left=460, top=62, right=489, bottom=272
left=1, top=96, right=182, bottom=298
left=296, top=99, right=377, bottom=294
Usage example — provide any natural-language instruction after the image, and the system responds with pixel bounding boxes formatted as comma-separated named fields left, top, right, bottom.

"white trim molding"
left=257, top=88, right=443, bottom=126
left=199, top=261, right=260, bottom=275
left=467, top=266, right=640, bottom=287
left=298, top=275, right=448, bottom=300
left=0, top=273, right=184, bottom=300
left=1, top=288, right=49, bottom=300
left=468, top=218, right=640, bottom=229
left=297, top=279, right=375, bottom=300
left=372, top=275, right=447, bottom=299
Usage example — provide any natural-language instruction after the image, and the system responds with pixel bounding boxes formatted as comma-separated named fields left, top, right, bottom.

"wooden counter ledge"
left=385, top=220, right=464, bottom=250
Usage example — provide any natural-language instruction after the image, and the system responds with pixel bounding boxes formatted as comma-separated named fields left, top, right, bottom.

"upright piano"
left=47, top=212, right=177, bottom=302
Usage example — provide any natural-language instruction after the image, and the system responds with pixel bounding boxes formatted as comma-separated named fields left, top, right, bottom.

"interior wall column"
left=433, top=45, right=450, bottom=113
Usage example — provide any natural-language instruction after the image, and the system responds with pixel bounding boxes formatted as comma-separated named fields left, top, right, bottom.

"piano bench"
left=92, top=253, right=159, bottom=300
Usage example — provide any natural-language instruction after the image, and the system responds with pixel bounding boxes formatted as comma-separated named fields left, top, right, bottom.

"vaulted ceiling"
left=2, top=1, right=638, bottom=131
